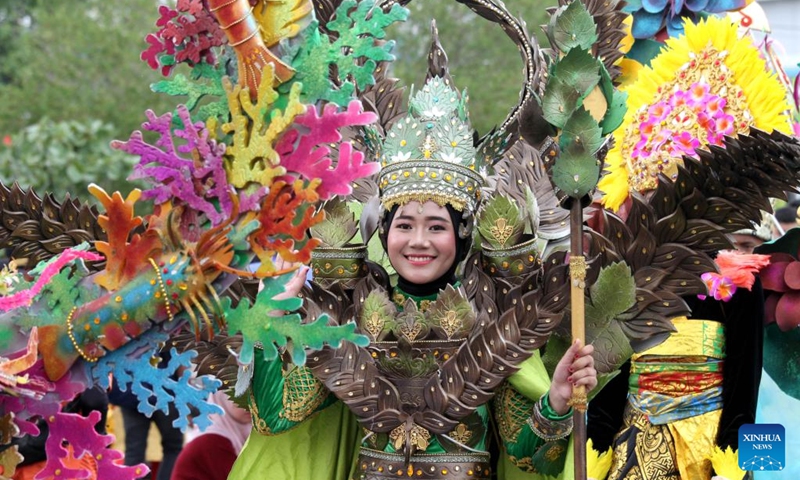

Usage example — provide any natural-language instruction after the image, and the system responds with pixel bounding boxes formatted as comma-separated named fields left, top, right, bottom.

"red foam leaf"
left=90, top=186, right=163, bottom=291
left=764, top=293, right=779, bottom=325
left=775, top=290, right=800, bottom=331
left=760, top=262, right=791, bottom=293
left=785, top=262, right=800, bottom=290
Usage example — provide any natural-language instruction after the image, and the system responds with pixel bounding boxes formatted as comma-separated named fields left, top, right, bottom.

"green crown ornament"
left=378, top=76, right=485, bottom=213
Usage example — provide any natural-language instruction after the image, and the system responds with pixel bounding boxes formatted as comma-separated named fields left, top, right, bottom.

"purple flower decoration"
left=698, top=272, right=737, bottom=301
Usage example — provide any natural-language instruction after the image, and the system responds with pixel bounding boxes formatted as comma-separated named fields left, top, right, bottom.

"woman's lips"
left=405, top=255, right=436, bottom=266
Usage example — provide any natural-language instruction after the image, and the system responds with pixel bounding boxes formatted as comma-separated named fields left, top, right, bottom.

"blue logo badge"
left=739, top=423, right=785, bottom=471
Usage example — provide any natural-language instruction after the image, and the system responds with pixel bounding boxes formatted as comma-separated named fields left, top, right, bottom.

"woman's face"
left=387, top=201, right=457, bottom=284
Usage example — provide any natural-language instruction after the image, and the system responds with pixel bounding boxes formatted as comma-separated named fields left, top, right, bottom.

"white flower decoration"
left=391, top=151, right=412, bottom=162
left=422, top=106, right=446, bottom=118
left=440, top=151, right=462, bottom=163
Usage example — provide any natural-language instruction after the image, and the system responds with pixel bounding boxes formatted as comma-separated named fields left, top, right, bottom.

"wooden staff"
left=569, top=197, right=588, bottom=480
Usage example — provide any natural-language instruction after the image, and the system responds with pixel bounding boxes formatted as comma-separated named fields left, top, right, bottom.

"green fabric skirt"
left=228, top=401, right=361, bottom=480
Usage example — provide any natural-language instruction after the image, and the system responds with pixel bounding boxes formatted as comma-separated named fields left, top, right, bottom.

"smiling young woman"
left=386, top=201, right=458, bottom=287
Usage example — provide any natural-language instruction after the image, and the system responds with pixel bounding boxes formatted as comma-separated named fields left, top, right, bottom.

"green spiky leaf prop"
left=426, top=285, right=476, bottom=339
left=539, top=0, right=627, bottom=199
left=552, top=107, right=604, bottom=197
left=543, top=262, right=636, bottom=375
left=310, top=198, right=359, bottom=247
left=358, top=290, right=396, bottom=341
left=585, top=262, right=636, bottom=373
left=225, top=273, right=369, bottom=365
left=477, top=195, right=525, bottom=248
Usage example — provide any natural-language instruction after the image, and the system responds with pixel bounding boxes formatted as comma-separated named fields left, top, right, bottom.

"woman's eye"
left=395, top=223, right=412, bottom=230
left=430, top=224, right=446, bottom=231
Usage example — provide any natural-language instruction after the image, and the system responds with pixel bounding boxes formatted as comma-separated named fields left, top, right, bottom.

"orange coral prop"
left=89, top=185, right=163, bottom=291
left=251, top=179, right=323, bottom=273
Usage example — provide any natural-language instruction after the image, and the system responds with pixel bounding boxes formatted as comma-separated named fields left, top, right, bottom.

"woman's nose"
left=409, top=230, right=430, bottom=247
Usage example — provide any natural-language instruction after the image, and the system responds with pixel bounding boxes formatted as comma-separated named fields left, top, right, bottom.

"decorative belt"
left=354, top=448, right=491, bottom=479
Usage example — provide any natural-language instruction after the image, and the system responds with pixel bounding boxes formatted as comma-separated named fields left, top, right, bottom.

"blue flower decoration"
left=625, top=0, right=749, bottom=38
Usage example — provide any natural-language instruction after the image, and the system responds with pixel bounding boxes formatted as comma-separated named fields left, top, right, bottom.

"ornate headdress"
left=377, top=76, right=485, bottom=214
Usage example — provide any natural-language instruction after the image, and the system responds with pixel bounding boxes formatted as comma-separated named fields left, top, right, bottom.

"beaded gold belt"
left=354, top=448, right=491, bottom=479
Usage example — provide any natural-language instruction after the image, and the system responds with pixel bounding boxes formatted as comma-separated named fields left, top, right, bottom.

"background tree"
left=0, top=0, right=176, bottom=138
left=389, top=0, right=554, bottom=135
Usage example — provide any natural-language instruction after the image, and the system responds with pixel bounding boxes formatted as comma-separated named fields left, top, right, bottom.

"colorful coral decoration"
left=0, top=0, right=397, bottom=476
left=599, top=15, right=792, bottom=211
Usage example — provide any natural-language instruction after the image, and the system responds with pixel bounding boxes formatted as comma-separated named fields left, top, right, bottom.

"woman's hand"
left=260, top=258, right=308, bottom=301
left=548, top=339, right=597, bottom=416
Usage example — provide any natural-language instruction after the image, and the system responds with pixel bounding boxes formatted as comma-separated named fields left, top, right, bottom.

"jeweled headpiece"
left=377, top=76, right=485, bottom=214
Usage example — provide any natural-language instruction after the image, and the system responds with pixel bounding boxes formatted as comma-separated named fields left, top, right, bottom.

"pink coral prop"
left=0, top=249, right=103, bottom=313
left=35, top=411, right=148, bottom=480
left=275, top=101, right=379, bottom=199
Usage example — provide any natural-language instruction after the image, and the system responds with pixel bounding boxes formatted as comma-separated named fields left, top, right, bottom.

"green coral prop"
left=287, top=0, right=409, bottom=105
left=151, top=62, right=229, bottom=125
left=225, top=273, right=369, bottom=366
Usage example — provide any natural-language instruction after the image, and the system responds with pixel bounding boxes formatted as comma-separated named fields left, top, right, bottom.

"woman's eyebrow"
left=394, top=214, right=449, bottom=222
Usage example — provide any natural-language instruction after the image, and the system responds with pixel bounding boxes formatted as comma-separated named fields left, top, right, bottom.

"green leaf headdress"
left=377, top=75, right=485, bottom=215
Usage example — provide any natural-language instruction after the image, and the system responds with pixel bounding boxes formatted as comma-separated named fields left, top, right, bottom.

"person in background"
left=170, top=391, right=251, bottom=480
left=730, top=222, right=773, bottom=254
left=773, top=206, right=798, bottom=237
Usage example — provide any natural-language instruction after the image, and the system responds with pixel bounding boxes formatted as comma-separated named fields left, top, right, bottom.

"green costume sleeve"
left=494, top=352, right=574, bottom=479
left=247, top=348, right=337, bottom=435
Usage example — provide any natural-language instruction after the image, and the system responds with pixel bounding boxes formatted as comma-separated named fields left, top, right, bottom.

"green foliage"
left=0, top=118, right=141, bottom=201
left=584, top=262, right=636, bottom=374
left=0, top=0, right=178, bottom=139
left=546, top=0, right=597, bottom=52
left=388, top=0, right=556, bottom=136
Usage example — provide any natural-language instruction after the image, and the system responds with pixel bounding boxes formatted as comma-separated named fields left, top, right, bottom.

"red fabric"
left=637, top=371, right=724, bottom=396
left=170, top=434, right=236, bottom=480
